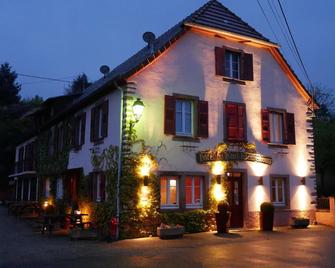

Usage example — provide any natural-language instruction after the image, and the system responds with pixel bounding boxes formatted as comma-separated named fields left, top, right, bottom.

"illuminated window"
left=185, top=176, right=203, bottom=208
left=225, top=50, right=241, bottom=79
left=269, top=112, right=284, bottom=144
left=270, top=176, right=288, bottom=206
left=176, top=99, right=193, bottom=136
left=160, top=176, right=179, bottom=208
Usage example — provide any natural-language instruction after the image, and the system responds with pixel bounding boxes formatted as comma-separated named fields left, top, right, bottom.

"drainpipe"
left=115, top=82, right=124, bottom=241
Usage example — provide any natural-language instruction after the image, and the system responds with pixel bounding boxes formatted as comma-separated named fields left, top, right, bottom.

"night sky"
left=0, top=0, right=334, bottom=99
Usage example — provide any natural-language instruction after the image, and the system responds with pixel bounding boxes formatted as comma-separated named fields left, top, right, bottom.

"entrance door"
left=227, top=173, right=243, bottom=228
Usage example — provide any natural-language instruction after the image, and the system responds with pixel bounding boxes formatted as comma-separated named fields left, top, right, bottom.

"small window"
left=225, top=50, right=241, bottom=79
left=74, top=113, right=86, bottom=147
left=270, top=176, right=288, bottom=207
left=175, top=99, right=193, bottom=136
left=185, top=176, right=203, bottom=208
left=269, top=112, right=284, bottom=144
left=45, top=178, right=51, bottom=198
left=160, top=176, right=179, bottom=208
left=91, top=101, right=108, bottom=142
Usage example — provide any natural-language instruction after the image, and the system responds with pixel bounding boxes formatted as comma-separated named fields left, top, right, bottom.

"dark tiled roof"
left=48, top=0, right=309, bottom=122
left=186, top=0, right=271, bottom=42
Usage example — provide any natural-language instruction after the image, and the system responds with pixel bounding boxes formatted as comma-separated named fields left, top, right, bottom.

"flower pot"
left=215, top=212, right=230, bottom=234
left=260, top=211, right=274, bottom=231
left=291, top=217, right=309, bottom=228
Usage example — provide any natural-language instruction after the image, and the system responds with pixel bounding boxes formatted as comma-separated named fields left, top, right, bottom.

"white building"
left=10, top=0, right=316, bottom=229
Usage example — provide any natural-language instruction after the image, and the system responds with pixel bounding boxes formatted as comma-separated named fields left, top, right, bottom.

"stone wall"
left=316, top=197, right=335, bottom=226
left=246, top=209, right=316, bottom=229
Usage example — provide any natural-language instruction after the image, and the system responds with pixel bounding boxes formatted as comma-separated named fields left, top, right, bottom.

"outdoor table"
left=41, top=214, right=65, bottom=235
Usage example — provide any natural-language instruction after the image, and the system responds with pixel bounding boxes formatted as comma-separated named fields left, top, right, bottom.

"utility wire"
left=17, top=73, right=71, bottom=83
left=256, top=0, right=280, bottom=44
left=276, top=0, right=313, bottom=87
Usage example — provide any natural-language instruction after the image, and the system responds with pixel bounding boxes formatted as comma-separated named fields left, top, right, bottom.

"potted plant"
left=215, top=200, right=230, bottom=234
left=260, top=202, right=274, bottom=231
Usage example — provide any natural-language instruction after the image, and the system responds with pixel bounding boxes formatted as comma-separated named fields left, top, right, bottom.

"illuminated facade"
left=10, top=0, right=316, bottom=229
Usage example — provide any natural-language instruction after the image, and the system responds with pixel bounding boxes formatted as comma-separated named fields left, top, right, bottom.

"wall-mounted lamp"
left=132, top=98, right=144, bottom=122
left=258, top=176, right=263, bottom=185
left=143, top=175, right=149, bottom=186
left=216, top=175, right=222, bottom=185
left=300, top=177, right=306, bottom=185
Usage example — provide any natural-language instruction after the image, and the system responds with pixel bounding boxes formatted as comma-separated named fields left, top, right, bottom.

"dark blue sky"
left=1, top=0, right=334, bottom=99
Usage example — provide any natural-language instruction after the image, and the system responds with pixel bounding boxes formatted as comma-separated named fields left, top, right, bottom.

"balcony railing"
left=14, top=160, right=36, bottom=174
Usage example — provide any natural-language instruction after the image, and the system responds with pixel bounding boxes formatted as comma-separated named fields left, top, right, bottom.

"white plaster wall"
left=129, top=30, right=313, bottom=212
left=67, top=89, right=122, bottom=175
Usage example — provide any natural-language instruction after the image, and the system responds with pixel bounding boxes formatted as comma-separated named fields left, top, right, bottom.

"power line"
left=256, top=0, right=280, bottom=44
left=17, top=73, right=71, bottom=83
left=276, top=0, right=313, bottom=87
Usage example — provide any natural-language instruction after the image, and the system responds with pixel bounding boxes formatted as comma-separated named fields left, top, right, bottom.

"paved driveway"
left=1, top=206, right=334, bottom=268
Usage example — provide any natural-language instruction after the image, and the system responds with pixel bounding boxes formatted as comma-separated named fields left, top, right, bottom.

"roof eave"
left=185, top=22, right=279, bottom=48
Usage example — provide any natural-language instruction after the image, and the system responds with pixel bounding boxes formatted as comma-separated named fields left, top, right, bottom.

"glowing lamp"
left=132, top=98, right=144, bottom=122
left=211, top=161, right=224, bottom=176
left=139, top=155, right=152, bottom=177
left=43, top=201, right=49, bottom=208
left=74, top=210, right=81, bottom=215
left=213, top=184, right=225, bottom=202
left=170, top=179, right=177, bottom=187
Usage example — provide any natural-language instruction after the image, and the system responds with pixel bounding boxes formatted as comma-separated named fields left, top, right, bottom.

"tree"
left=65, top=73, right=91, bottom=95
left=0, top=63, right=21, bottom=106
left=311, top=85, right=335, bottom=196
left=308, top=84, right=335, bottom=120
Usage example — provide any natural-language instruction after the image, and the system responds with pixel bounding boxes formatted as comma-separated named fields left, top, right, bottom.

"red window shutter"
left=101, top=101, right=108, bottom=138
left=164, top=95, right=176, bottom=135
left=225, top=103, right=238, bottom=142
left=261, top=109, right=270, bottom=143
left=237, top=105, right=246, bottom=141
left=80, top=113, right=86, bottom=146
left=197, top=100, right=209, bottom=138
left=215, top=47, right=225, bottom=76
left=242, top=53, right=253, bottom=81
left=284, top=112, right=296, bottom=144
left=100, top=173, right=106, bottom=202
left=90, top=107, right=96, bottom=142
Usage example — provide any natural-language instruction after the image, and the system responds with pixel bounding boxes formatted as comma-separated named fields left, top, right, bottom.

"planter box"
left=291, top=218, right=310, bottom=229
left=157, top=226, right=185, bottom=239
left=260, top=211, right=274, bottom=231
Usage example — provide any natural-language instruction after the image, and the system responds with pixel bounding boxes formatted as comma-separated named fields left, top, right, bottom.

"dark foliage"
left=65, top=73, right=91, bottom=95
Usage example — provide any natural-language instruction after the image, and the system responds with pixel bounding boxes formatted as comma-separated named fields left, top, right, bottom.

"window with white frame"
left=270, top=176, right=287, bottom=206
left=56, top=177, right=63, bottom=199
left=175, top=99, right=193, bottom=136
left=225, top=50, right=241, bottom=79
left=160, top=176, right=179, bottom=208
left=269, top=112, right=284, bottom=144
left=185, top=176, right=203, bottom=208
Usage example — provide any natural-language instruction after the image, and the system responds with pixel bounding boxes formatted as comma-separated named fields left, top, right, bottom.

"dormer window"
left=215, top=46, right=253, bottom=82
left=225, top=50, right=241, bottom=79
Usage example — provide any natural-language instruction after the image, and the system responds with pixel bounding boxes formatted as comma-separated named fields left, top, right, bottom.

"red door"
left=227, top=173, right=243, bottom=228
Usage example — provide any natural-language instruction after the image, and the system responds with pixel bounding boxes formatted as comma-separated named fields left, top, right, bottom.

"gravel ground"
left=1, top=206, right=334, bottom=268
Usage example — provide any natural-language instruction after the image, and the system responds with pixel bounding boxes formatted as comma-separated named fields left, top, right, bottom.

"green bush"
left=260, top=202, right=274, bottom=213
left=91, top=202, right=115, bottom=239
left=160, top=210, right=215, bottom=233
